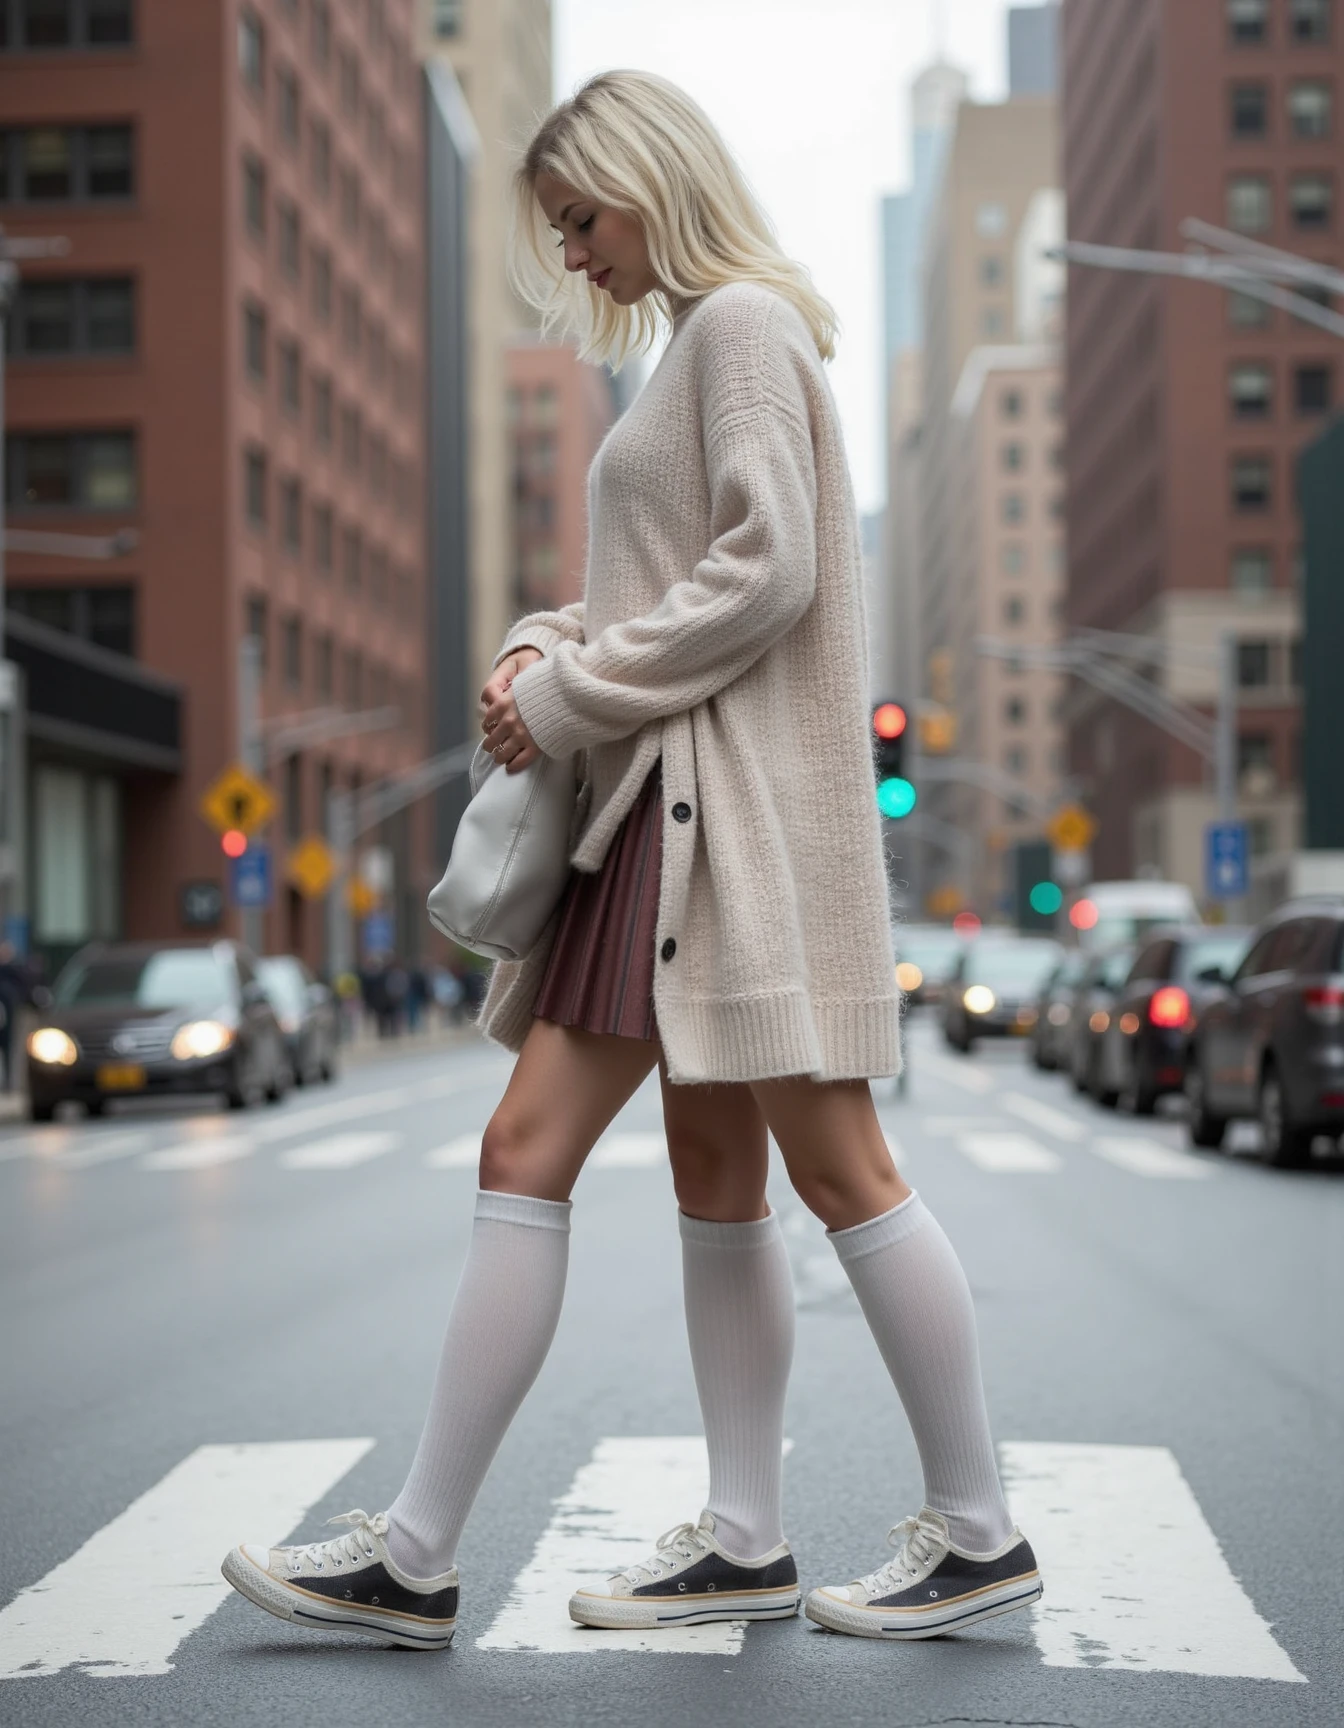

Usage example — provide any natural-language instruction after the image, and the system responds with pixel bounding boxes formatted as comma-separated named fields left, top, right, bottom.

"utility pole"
left=238, top=635, right=263, bottom=955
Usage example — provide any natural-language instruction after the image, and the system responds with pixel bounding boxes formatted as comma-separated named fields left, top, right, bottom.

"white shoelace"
left=856, top=1512, right=946, bottom=1596
left=289, top=1509, right=388, bottom=1572
left=614, top=1521, right=709, bottom=1586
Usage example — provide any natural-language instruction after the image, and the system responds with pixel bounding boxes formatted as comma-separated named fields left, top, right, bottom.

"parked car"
left=1185, top=899, right=1344, bottom=1166
left=257, top=956, right=340, bottom=1086
left=1065, top=945, right=1136, bottom=1101
left=1029, top=950, right=1088, bottom=1071
left=1075, top=880, right=1201, bottom=950
left=1094, top=926, right=1251, bottom=1114
left=25, top=941, right=292, bottom=1121
left=942, top=935, right=1063, bottom=1052
left=893, top=923, right=966, bottom=1007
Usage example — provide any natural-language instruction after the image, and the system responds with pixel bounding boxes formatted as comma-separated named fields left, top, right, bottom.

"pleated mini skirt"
left=532, top=764, right=662, bottom=1042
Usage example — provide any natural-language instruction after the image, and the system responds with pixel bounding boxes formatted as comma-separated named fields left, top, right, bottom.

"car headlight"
left=171, top=1020, right=236, bottom=1061
left=28, top=1027, right=78, bottom=1066
left=963, top=985, right=996, bottom=1014
left=895, top=962, right=924, bottom=993
left=1089, top=1009, right=1110, bottom=1034
left=276, top=1015, right=300, bottom=1035
left=1047, top=1003, right=1071, bottom=1026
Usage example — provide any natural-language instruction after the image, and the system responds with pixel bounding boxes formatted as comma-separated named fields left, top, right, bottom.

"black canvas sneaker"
left=221, top=1509, right=458, bottom=1650
left=569, top=1512, right=800, bottom=1629
left=805, top=1509, right=1041, bottom=1640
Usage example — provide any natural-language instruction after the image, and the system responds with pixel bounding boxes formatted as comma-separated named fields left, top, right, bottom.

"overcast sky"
left=553, top=0, right=1016, bottom=514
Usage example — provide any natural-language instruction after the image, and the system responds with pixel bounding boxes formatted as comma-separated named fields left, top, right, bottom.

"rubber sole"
left=221, top=1548, right=456, bottom=1651
left=569, top=1586, right=801, bottom=1630
left=804, top=1574, right=1042, bottom=1640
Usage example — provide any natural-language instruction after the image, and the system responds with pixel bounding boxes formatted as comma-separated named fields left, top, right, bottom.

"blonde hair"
left=511, top=69, right=837, bottom=367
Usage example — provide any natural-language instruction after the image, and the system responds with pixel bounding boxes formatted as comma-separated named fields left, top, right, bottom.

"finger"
left=482, top=696, right=516, bottom=732
left=506, top=741, right=540, bottom=774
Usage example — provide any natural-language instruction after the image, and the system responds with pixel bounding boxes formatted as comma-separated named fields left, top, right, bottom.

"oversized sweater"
left=477, top=280, right=902, bottom=1084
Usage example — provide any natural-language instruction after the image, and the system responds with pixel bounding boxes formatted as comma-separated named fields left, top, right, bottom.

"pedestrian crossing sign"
left=287, top=836, right=337, bottom=900
left=200, top=763, right=275, bottom=836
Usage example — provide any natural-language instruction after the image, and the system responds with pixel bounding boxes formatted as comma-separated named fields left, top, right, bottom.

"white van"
left=1077, top=880, right=1201, bottom=949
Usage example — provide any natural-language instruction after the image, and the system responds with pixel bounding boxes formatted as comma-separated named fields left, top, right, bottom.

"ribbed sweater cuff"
left=679, top=1208, right=780, bottom=1249
left=475, top=1189, right=572, bottom=1232
left=511, top=653, right=583, bottom=761
left=495, top=623, right=567, bottom=669
left=827, top=1191, right=925, bottom=1260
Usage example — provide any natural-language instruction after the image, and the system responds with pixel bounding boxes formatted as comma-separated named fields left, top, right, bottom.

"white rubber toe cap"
left=240, top=1543, right=273, bottom=1570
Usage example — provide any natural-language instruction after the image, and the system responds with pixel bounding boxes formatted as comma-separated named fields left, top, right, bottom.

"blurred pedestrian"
left=225, top=70, right=1037, bottom=1656
left=431, top=964, right=464, bottom=1028
left=406, top=965, right=428, bottom=1035
left=0, top=941, right=27, bottom=1093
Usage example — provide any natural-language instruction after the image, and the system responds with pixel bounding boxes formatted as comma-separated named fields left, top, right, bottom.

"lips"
left=591, top=268, right=612, bottom=289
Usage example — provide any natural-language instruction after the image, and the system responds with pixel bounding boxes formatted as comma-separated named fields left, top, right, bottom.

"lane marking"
left=424, top=1134, right=480, bottom=1168
left=1088, top=1136, right=1213, bottom=1181
left=252, top=1087, right=414, bottom=1143
left=0, top=1439, right=374, bottom=1680
left=589, top=1133, right=665, bottom=1169
left=917, top=1115, right=998, bottom=1134
left=1002, top=1092, right=1087, bottom=1142
left=478, top=1437, right=750, bottom=1654
left=49, top=1132, right=152, bottom=1170
left=957, top=1132, right=1062, bottom=1174
left=140, top=1136, right=257, bottom=1172
left=279, top=1131, right=399, bottom=1169
left=0, top=1128, right=79, bottom=1163
left=921, top=1057, right=995, bottom=1095
left=1001, top=1442, right=1305, bottom=1682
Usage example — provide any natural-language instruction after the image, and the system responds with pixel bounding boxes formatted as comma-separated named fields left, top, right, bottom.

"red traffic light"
left=873, top=702, right=908, bottom=741
left=221, top=829, right=248, bottom=859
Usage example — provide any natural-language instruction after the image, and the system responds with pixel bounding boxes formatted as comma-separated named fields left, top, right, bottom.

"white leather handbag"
left=426, top=744, right=578, bottom=963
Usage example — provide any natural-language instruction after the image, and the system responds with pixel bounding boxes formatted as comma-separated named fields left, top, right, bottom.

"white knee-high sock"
left=385, top=1189, right=571, bottom=1577
left=680, top=1210, right=794, bottom=1558
left=829, top=1191, right=1013, bottom=1554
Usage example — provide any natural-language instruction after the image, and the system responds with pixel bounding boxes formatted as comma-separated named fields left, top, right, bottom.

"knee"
left=478, top=1107, right=532, bottom=1193
left=789, top=1158, right=906, bottom=1234
left=669, top=1135, right=764, bottom=1223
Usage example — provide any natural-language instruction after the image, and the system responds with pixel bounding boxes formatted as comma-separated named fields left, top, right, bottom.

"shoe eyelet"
left=707, top=1583, right=716, bottom=1592
left=678, top=1582, right=687, bottom=1592
left=371, top=1595, right=380, bottom=1606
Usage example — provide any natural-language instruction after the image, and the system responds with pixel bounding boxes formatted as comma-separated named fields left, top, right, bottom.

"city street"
left=1, top=1016, right=1340, bottom=1727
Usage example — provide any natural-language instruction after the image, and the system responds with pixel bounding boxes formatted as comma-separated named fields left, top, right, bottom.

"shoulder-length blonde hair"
left=511, top=69, right=837, bottom=367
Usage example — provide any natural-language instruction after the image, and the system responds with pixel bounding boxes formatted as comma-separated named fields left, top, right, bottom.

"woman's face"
left=534, top=172, right=659, bottom=306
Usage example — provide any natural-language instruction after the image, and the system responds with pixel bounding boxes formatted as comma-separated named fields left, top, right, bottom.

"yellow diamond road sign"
left=1047, top=804, right=1097, bottom=853
left=200, top=763, right=276, bottom=836
left=288, top=836, right=337, bottom=900
left=346, top=878, right=377, bottom=917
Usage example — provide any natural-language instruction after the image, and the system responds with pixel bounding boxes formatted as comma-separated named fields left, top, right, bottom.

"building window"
left=1237, top=639, right=1272, bottom=685
left=340, top=403, right=361, bottom=471
left=1228, top=0, right=1268, bottom=44
left=245, top=594, right=267, bottom=667
left=242, top=299, right=266, bottom=381
left=338, top=164, right=360, bottom=236
left=6, top=275, right=134, bottom=354
left=8, top=583, right=136, bottom=654
left=310, top=0, right=329, bottom=67
left=315, top=632, right=333, bottom=700
left=367, top=315, right=386, bottom=386
left=979, top=255, right=1004, bottom=288
left=338, top=44, right=358, bottom=116
left=1229, top=361, right=1272, bottom=417
left=1004, top=696, right=1027, bottom=724
left=340, top=282, right=361, bottom=353
left=975, top=200, right=1007, bottom=238
left=1001, top=493, right=1025, bottom=524
left=341, top=524, right=362, bottom=591
left=278, top=199, right=300, bottom=279
left=1004, top=746, right=1027, bottom=774
left=311, top=245, right=331, bottom=322
left=1227, top=174, right=1271, bottom=232
left=1230, top=83, right=1269, bottom=137
left=277, top=62, right=300, bottom=147
left=282, top=617, right=302, bottom=692
left=343, top=648, right=362, bottom=710
left=5, top=430, right=136, bottom=509
left=1231, top=455, right=1271, bottom=508
left=1237, top=732, right=1276, bottom=786
left=1290, top=0, right=1332, bottom=43
left=1290, top=637, right=1303, bottom=684
left=0, top=123, right=133, bottom=203
left=0, top=0, right=134, bottom=49
left=981, top=306, right=1006, bottom=337
left=313, top=501, right=333, bottom=573
left=1289, top=172, right=1332, bottom=228
left=1227, top=287, right=1272, bottom=327
left=309, top=116, right=331, bottom=199
left=238, top=8, right=264, bottom=92
left=1231, top=548, right=1273, bottom=595
left=369, top=431, right=387, bottom=498
left=244, top=447, right=270, bottom=530
left=280, top=476, right=301, bottom=554
left=278, top=338, right=300, bottom=416
left=1003, top=596, right=1026, bottom=626
left=370, top=545, right=388, bottom=601
left=1001, top=542, right=1026, bottom=575
left=432, top=0, right=463, bottom=36
left=242, top=153, right=266, bottom=238
left=367, top=207, right=387, bottom=276
left=1295, top=361, right=1333, bottom=412
left=1001, top=441, right=1025, bottom=472
left=1000, top=388, right=1023, bottom=420
left=312, top=372, right=332, bottom=446
left=1288, top=80, right=1333, bottom=137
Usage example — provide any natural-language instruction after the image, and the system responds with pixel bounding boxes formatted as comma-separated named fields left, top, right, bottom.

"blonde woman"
left=222, top=70, right=1040, bottom=1650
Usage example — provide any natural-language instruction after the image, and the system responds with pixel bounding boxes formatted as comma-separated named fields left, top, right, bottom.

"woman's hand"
left=479, top=649, right=543, bottom=773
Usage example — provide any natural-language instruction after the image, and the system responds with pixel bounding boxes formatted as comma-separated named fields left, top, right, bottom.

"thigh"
left=749, top=1075, right=910, bottom=1232
left=481, top=1017, right=660, bottom=1201
left=659, top=1059, right=770, bottom=1222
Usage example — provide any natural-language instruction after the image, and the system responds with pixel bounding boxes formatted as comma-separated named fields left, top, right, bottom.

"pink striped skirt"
left=532, top=764, right=662, bottom=1042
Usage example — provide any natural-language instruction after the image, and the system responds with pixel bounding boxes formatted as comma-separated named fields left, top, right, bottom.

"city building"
left=506, top=338, right=618, bottom=619
left=2, top=0, right=432, bottom=973
left=1061, top=0, right=1339, bottom=896
left=1009, top=1, right=1061, bottom=97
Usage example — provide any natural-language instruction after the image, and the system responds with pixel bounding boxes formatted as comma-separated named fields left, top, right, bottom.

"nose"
left=562, top=238, right=590, bottom=274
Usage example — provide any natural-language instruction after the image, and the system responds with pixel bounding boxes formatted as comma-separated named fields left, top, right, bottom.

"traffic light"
left=872, top=701, right=916, bottom=819
left=221, top=828, right=248, bottom=859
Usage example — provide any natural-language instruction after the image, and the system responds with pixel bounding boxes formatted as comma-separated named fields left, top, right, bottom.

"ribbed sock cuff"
left=678, top=1208, right=780, bottom=1249
left=476, top=1189, right=573, bottom=1232
left=827, top=1191, right=926, bottom=1262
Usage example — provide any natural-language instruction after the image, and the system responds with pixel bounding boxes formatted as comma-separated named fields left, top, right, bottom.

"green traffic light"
left=1029, top=881, right=1063, bottom=915
left=877, top=776, right=917, bottom=819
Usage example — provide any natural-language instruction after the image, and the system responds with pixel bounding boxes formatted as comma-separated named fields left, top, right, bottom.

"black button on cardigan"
left=672, top=802, right=692, bottom=823
left=660, top=938, right=677, bottom=962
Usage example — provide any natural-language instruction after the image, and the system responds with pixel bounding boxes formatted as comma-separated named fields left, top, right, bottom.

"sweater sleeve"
left=510, top=296, right=818, bottom=758
left=492, top=600, right=586, bottom=670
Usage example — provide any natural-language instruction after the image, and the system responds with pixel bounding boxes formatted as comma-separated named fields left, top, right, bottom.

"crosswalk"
left=0, top=1435, right=1306, bottom=1684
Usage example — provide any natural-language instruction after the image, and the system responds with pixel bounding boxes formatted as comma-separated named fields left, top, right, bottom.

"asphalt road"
left=1, top=1015, right=1341, bottom=1727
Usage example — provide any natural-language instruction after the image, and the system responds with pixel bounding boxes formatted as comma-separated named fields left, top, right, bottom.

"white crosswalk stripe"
left=957, top=1131, right=1062, bottom=1173
left=0, top=1440, right=373, bottom=1680
left=140, top=1135, right=256, bottom=1171
left=424, top=1133, right=480, bottom=1168
left=918, top=1114, right=998, bottom=1134
left=1001, top=1442, right=1304, bottom=1681
left=278, top=1131, right=400, bottom=1169
left=1002, top=1092, right=1087, bottom=1142
left=589, top=1133, right=665, bottom=1169
left=1087, top=1136, right=1212, bottom=1180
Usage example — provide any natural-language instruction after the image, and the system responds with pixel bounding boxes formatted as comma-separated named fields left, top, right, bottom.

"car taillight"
left=1149, top=986, right=1190, bottom=1029
left=1303, top=985, right=1344, bottom=1024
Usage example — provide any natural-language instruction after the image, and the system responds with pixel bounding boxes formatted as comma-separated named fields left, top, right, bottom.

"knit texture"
left=478, top=282, right=901, bottom=1084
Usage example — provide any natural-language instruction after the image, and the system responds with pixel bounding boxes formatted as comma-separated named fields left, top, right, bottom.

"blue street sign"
left=1205, top=821, right=1249, bottom=900
left=229, top=845, right=272, bottom=909
left=362, top=912, right=395, bottom=957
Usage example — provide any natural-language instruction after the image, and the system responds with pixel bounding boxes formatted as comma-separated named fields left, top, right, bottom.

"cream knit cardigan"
left=477, top=281, right=901, bottom=1084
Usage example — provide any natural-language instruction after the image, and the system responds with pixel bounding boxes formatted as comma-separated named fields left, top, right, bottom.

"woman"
left=222, top=70, right=1040, bottom=1651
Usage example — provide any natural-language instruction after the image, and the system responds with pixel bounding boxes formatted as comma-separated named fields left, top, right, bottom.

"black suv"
left=1185, top=899, right=1344, bottom=1166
